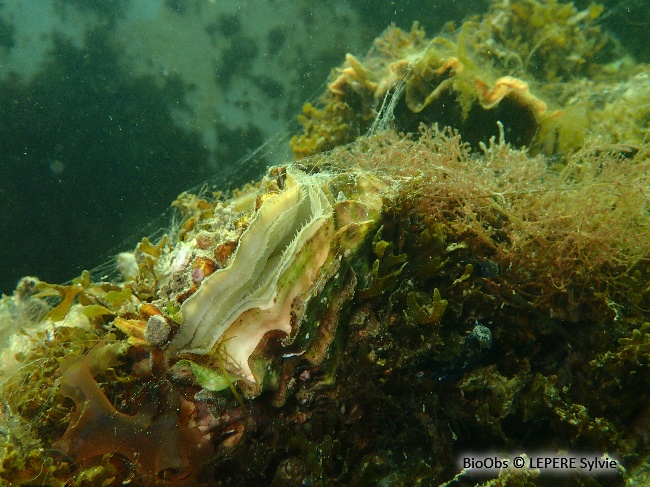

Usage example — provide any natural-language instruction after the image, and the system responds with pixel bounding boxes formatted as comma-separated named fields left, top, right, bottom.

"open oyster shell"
left=160, top=166, right=386, bottom=395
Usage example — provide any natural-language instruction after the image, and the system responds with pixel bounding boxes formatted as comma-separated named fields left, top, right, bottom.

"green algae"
left=405, top=288, right=448, bottom=326
left=356, top=227, right=407, bottom=299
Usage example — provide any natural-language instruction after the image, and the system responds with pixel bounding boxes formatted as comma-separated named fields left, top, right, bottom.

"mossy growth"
left=590, top=71, right=650, bottom=149
left=290, top=100, right=358, bottom=159
left=291, top=20, right=555, bottom=158
left=291, top=0, right=640, bottom=161
left=325, top=125, right=650, bottom=324
left=356, top=226, right=407, bottom=299
left=404, top=287, right=448, bottom=326
left=465, top=0, right=624, bottom=81
left=299, top=125, right=648, bottom=484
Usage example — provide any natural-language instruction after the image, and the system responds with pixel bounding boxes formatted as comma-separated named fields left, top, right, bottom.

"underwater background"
left=0, top=0, right=483, bottom=294
left=0, top=0, right=646, bottom=295
left=1, top=1, right=650, bottom=486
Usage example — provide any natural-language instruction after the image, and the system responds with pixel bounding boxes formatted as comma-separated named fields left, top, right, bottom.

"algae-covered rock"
left=292, top=0, right=645, bottom=158
left=4, top=122, right=648, bottom=485
left=0, top=162, right=391, bottom=485
left=291, top=22, right=558, bottom=157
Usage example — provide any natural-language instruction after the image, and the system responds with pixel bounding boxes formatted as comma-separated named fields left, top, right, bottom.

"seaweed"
left=291, top=0, right=640, bottom=160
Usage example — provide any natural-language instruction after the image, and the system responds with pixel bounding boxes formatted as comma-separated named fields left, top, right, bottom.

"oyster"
left=167, top=166, right=385, bottom=392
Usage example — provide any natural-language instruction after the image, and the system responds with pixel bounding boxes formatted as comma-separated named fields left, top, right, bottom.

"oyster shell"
left=167, top=166, right=385, bottom=389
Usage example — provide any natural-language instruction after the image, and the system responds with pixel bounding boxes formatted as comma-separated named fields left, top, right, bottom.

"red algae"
left=54, top=340, right=212, bottom=483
